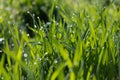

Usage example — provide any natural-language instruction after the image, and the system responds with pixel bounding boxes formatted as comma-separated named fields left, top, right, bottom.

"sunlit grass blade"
left=51, top=63, right=66, bottom=80
left=0, top=55, right=11, bottom=80
left=86, top=65, right=93, bottom=80
left=73, top=40, right=83, bottom=66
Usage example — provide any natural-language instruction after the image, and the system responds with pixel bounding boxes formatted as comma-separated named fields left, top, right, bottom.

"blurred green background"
left=0, top=0, right=120, bottom=80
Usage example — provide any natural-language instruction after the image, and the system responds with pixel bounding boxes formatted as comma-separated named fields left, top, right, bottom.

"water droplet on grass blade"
left=37, top=16, right=39, bottom=19
left=5, top=7, right=10, bottom=11
left=46, top=57, right=49, bottom=60
left=103, top=7, right=106, bottom=9
left=0, top=38, right=4, bottom=42
left=70, top=25, right=73, bottom=27
left=102, top=46, right=105, bottom=49
left=38, top=58, right=42, bottom=61
left=24, top=59, right=28, bottom=64
left=86, top=16, right=90, bottom=18
left=45, top=52, right=48, bottom=55
left=23, top=76, right=27, bottom=80
left=1, top=77, right=4, bottom=80
left=24, top=53, right=28, bottom=58
left=27, top=34, right=30, bottom=37
left=10, top=15, right=13, bottom=19
left=10, top=43, right=14, bottom=48
left=8, top=21, right=11, bottom=24
left=72, top=31, right=75, bottom=34
left=44, top=71, right=47, bottom=74
left=40, top=27, right=43, bottom=30
left=32, top=14, right=35, bottom=17
left=34, top=25, right=37, bottom=28
left=27, top=11, right=30, bottom=14
left=54, top=59, right=58, bottom=64
left=54, top=35, right=56, bottom=38
left=0, top=50, right=2, bottom=53
left=72, top=13, right=75, bottom=16
left=34, top=62, right=37, bottom=65
left=32, top=1, right=35, bottom=5
left=24, top=58, right=27, bottom=61
left=55, top=6, right=58, bottom=9
left=56, top=22, right=59, bottom=25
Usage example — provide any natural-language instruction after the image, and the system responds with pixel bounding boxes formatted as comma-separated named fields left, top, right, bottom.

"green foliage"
left=0, top=0, right=120, bottom=80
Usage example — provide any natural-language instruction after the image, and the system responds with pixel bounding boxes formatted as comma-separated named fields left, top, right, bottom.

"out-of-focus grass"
left=0, top=0, right=120, bottom=80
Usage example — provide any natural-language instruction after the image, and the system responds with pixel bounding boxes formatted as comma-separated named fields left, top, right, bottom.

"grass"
left=0, top=0, right=120, bottom=80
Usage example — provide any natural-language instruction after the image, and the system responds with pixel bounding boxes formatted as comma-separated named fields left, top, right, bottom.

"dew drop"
left=103, top=7, right=106, bottom=9
left=27, top=11, right=30, bottom=14
left=10, top=15, right=13, bottom=19
left=45, top=52, right=48, bottom=55
left=24, top=58, right=27, bottom=61
left=27, top=34, right=30, bottom=37
left=5, top=7, right=10, bottom=11
left=0, top=50, right=2, bottom=53
left=32, top=14, right=35, bottom=17
left=8, top=21, right=11, bottom=24
left=24, top=53, right=28, bottom=58
left=72, top=16, right=74, bottom=19
left=38, top=41, right=41, bottom=44
left=32, top=1, right=35, bottom=5
left=22, top=50, right=25, bottom=53
left=1, top=76, right=4, bottom=80
left=102, top=46, right=104, bottom=49
left=54, top=35, right=56, bottom=38
left=56, top=22, right=59, bottom=25
left=24, top=77, right=27, bottom=80
left=0, top=38, right=4, bottom=42
left=34, top=25, right=37, bottom=28
left=72, top=31, right=75, bottom=34
left=83, top=23, right=85, bottom=26
left=40, top=27, right=43, bottom=30
left=44, top=71, right=47, bottom=74
left=10, top=43, right=14, bottom=48
left=72, top=13, right=75, bottom=16
left=46, top=57, right=49, bottom=60
left=46, top=22, right=51, bottom=26
left=54, top=60, right=58, bottom=64
left=37, top=16, right=40, bottom=19
left=38, top=58, right=42, bottom=61
left=86, top=16, right=89, bottom=18
left=34, top=62, right=37, bottom=65
left=70, top=25, right=72, bottom=28
left=55, top=6, right=58, bottom=9
left=24, top=59, right=27, bottom=64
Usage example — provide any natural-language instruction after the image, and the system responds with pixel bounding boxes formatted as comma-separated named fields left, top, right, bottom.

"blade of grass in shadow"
left=0, top=55, right=11, bottom=80
left=51, top=63, right=66, bottom=80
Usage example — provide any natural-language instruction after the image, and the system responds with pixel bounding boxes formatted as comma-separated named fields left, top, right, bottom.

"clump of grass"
left=0, top=0, right=120, bottom=80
